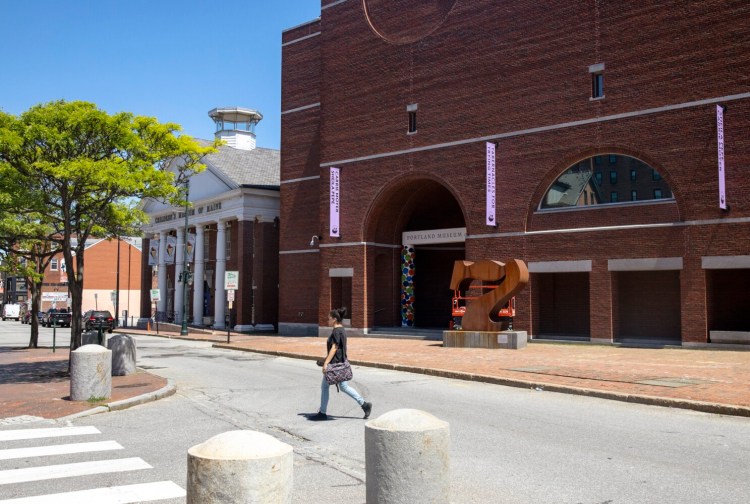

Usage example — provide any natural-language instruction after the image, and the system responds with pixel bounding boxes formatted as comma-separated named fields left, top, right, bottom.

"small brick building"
left=279, top=0, right=750, bottom=345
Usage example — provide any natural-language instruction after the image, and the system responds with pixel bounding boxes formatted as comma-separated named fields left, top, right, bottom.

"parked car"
left=82, top=310, right=114, bottom=333
left=2, top=303, right=21, bottom=321
left=22, top=310, right=45, bottom=324
left=41, top=308, right=72, bottom=327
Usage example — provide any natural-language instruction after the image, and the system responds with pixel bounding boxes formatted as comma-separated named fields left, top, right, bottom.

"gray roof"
left=197, top=139, right=280, bottom=189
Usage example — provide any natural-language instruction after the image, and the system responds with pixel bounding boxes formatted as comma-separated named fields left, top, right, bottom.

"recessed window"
left=589, top=63, right=605, bottom=99
left=630, top=169, right=637, bottom=181
left=609, top=155, right=617, bottom=164
left=540, top=154, right=673, bottom=209
left=50, top=259, right=58, bottom=271
left=407, top=103, right=418, bottom=134
left=408, top=111, right=417, bottom=133
left=652, top=169, right=662, bottom=181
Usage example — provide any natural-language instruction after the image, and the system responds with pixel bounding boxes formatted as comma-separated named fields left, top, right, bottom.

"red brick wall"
left=280, top=0, right=750, bottom=341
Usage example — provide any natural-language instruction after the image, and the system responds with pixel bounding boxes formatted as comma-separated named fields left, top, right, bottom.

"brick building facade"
left=279, top=0, right=750, bottom=345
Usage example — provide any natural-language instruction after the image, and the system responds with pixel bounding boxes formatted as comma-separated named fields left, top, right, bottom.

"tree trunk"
left=27, top=280, right=42, bottom=349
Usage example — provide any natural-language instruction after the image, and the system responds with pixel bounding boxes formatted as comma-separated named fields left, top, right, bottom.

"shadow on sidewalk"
left=0, top=348, right=69, bottom=385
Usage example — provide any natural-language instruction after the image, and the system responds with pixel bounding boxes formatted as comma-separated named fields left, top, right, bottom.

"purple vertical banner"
left=330, top=167, right=340, bottom=237
left=486, top=142, right=496, bottom=226
left=716, top=105, right=727, bottom=210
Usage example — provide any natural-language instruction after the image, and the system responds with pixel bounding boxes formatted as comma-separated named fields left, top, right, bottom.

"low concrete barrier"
left=365, top=409, right=450, bottom=504
left=187, top=430, right=293, bottom=503
left=108, top=334, right=137, bottom=376
left=70, top=344, right=112, bottom=401
left=444, top=330, right=527, bottom=349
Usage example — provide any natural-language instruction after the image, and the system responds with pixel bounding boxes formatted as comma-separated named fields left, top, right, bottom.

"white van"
left=2, top=303, right=21, bottom=321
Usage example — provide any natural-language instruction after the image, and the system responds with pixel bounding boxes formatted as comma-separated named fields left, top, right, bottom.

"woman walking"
left=309, top=307, right=372, bottom=421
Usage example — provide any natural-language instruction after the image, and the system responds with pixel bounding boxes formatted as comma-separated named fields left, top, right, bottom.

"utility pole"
left=181, top=180, right=191, bottom=336
left=115, top=236, right=120, bottom=327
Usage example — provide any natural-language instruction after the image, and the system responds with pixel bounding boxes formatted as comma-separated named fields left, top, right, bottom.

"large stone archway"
left=364, top=176, right=466, bottom=329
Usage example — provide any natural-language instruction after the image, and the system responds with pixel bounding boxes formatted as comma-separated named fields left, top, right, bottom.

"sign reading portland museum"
left=330, top=167, right=340, bottom=237
left=402, top=228, right=466, bottom=246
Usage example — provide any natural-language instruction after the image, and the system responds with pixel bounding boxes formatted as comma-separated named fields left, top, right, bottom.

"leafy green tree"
left=0, top=100, right=216, bottom=350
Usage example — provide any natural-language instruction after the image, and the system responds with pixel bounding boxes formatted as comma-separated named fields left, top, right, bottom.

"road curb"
left=56, top=380, right=176, bottom=422
left=213, top=344, right=750, bottom=418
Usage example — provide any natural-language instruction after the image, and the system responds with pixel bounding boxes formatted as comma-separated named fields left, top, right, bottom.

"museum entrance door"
left=367, top=177, right=465, bottom=329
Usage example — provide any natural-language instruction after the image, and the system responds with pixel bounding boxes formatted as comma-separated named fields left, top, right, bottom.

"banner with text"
left=486, top=142, right=496, bottom=226
left=330, top=167, right=340, bottom=237
left=717, top=105, right=727, bottom=210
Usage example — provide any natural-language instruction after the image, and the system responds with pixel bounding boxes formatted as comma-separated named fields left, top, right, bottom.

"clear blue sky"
left=0, top=0, right=321, bottom=150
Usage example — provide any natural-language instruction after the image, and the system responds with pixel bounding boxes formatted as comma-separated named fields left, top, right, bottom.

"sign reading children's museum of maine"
left=717, top=104, right=727, bottom=210
left=486, top=142, right=496, bottom=226
left=330, top=167, right=340, bottom=237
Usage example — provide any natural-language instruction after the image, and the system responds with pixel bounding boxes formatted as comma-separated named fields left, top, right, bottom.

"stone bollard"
left=107, top=334, right=137, bottom=376
left=187, top=430, right=293, bottom=503
left=365, top=409, right=450, bottom=504
left=70, top=344, right=112, bottom=401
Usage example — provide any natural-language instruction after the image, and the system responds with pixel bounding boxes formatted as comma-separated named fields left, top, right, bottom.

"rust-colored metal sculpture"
left=449, top=259, right=529, bottom=332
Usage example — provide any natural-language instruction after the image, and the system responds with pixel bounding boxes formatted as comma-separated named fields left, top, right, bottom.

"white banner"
left=486, top=142, right=496, bottom=226
left=330, top=167, right=340, bottom=237
left=165, top=235, right=177, bottom=264
left=717, top=105, right=727, bottom=210
left=186, top=233, right=196, bottom=262
left=42, top=292, right=68, bottom=302
left=148, top=239, right=159, bottom=266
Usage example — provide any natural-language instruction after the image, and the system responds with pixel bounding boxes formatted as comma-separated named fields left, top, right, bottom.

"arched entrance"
left=366, top=176, right=466, bottom=329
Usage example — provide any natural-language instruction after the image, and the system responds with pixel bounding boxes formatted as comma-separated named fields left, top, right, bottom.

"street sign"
left=227, top=289, right=235, bottom=302
left=150, top=289, right=161, bottom=302
left=225, top=271, right=239, bottom=290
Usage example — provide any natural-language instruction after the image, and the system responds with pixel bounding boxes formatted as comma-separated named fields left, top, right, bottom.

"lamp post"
left=180, top=180, right=191, bottom=336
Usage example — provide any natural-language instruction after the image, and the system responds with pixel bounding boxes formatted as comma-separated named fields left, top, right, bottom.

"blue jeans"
left=320, top=375, right=364, bottom=414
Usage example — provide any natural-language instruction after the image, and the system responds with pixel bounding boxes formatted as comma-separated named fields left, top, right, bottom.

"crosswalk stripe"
left=0, top=480, right=186, bottom=503
left=0, top=457, right=151, bottom=485
left=0, top=427, right=100, bottom=442
left=0, top=441, right=123, bottom=461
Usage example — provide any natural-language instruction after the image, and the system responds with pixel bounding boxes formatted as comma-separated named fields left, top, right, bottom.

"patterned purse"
left=324, top=360, right=353, bottom=385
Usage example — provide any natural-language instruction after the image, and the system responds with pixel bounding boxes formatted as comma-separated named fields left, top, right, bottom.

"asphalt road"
left=1, top=332, right=749, bottom=503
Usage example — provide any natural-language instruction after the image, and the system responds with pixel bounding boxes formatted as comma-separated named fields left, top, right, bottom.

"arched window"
left=540, top=154, right=673, bottom=209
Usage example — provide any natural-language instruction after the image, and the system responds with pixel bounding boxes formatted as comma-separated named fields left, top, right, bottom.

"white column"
left=193, top=225, right=205, bottom=326
left=157, top=231, right=168, bottom=317
left=174, top=227, right=185, bottom=325
left=213, top=221, right=227, bottom=329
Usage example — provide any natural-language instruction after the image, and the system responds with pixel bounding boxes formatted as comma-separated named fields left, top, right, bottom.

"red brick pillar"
left=590, top=260, right=613, bottom=343
left=680, top=256, right=707, bottom=344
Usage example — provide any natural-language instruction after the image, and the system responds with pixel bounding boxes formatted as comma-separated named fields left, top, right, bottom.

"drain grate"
left=635, top=378, right=708, bottom=388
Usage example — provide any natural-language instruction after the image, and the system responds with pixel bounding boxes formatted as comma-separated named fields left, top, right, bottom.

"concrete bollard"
left=365, top=409, right=451, bottom=504
left=187, top=430, right=293, bottom=503
left=70, top=344, right=112, bottom=401
left=107, top=334, right=137, bottom=376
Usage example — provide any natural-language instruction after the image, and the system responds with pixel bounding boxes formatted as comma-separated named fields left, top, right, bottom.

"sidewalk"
left=1, top=328, right=748, bottom=423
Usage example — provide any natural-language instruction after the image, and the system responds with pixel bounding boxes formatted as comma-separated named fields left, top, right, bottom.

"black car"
left=41, top=308, right=72, bottom=327
left=83, top=310, right=115, bottom=333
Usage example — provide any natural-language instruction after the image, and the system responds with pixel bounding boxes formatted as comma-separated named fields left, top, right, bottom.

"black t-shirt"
left=327, top=327, right=347, bottom=364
